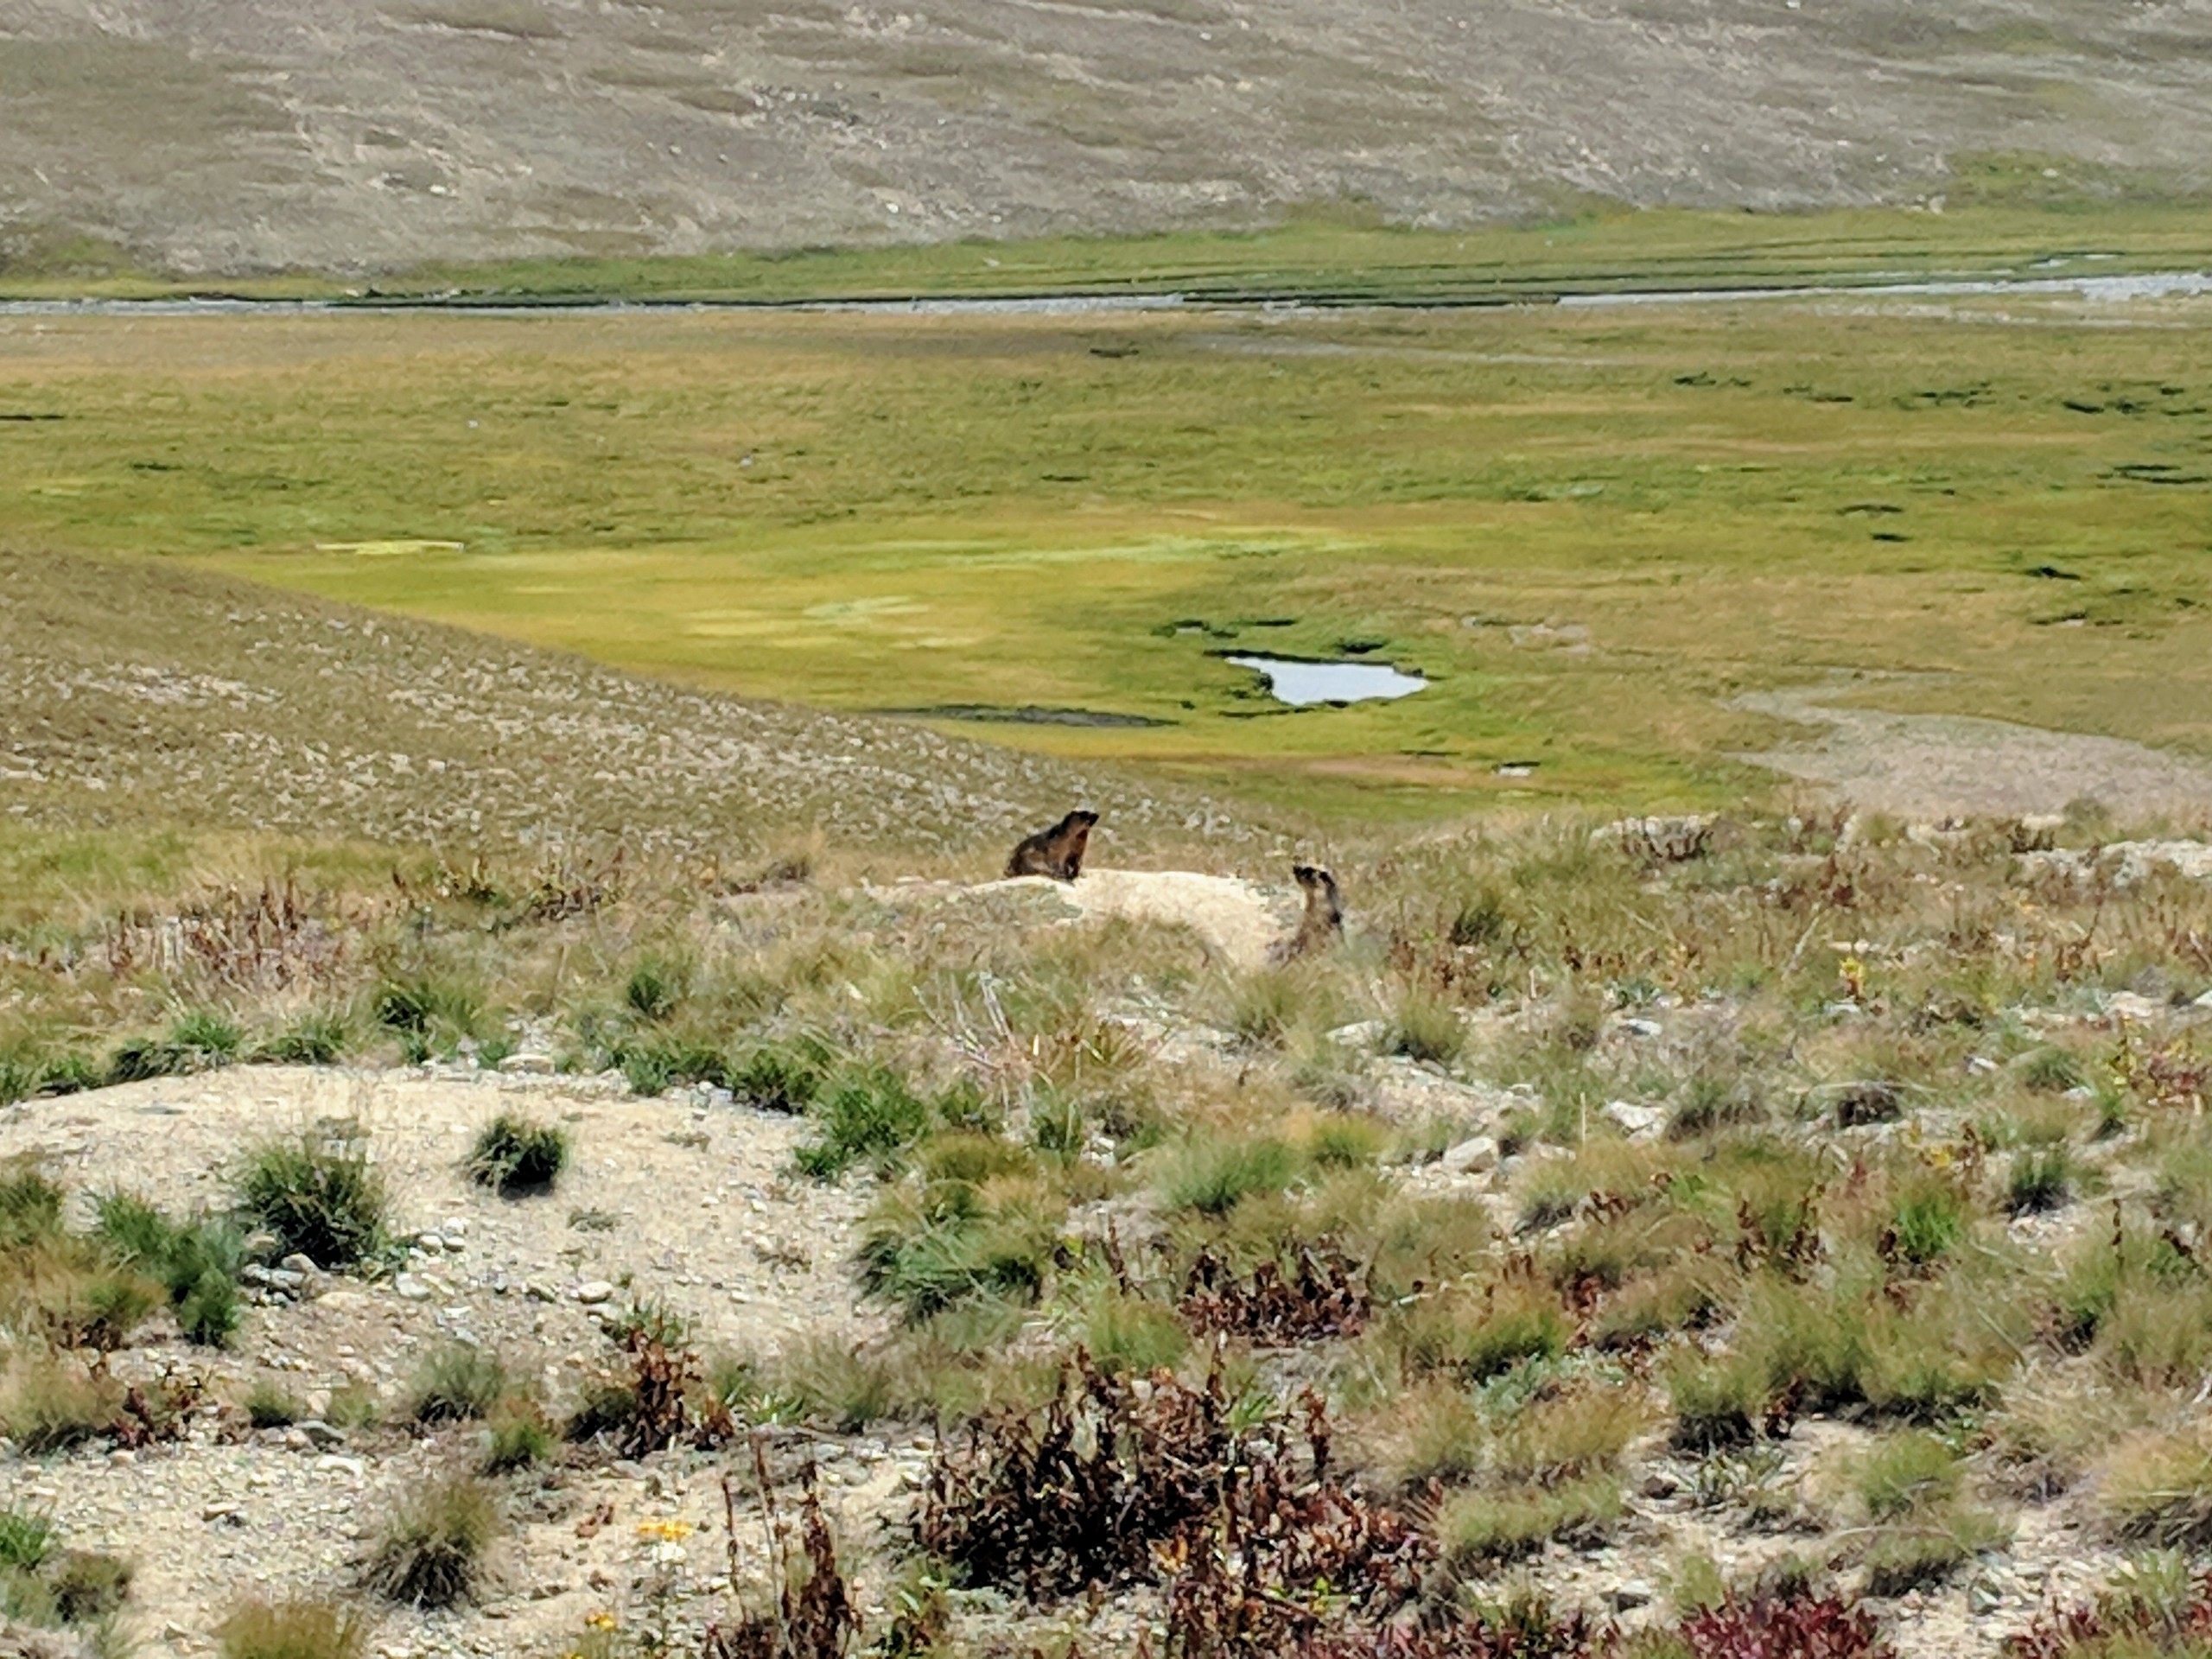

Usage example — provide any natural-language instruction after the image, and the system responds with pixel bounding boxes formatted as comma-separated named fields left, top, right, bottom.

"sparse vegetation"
left=217, top=1597, right=373, bottom=1659
left=364, top=1473, right=498, bottom=1608
left=465, top=1113, right=571, bottom=1195
left=235, top=1128, right=389, bottom=1268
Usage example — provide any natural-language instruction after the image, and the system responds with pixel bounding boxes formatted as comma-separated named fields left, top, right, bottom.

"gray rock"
left=278, top=1252, right=319, bottom=1277
left=1440, top=1135, right=1500, bottom=1174
left=393, top=1273, right=433, bottom=1301
left=574, top=1280, right=616, bottom=1305
left=296, top=1420, right=344, bottom=1449
left=1604, top=1100, right=1667, bottom=1138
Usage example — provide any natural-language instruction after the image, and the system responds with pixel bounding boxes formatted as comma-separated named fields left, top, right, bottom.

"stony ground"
left=0, top=1062, right=892, bottom=1656
left=9, top=926, right=2209, bottom=1657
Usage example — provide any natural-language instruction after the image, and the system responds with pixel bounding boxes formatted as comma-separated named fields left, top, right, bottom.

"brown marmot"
left=1005, top=810, right=1099, bottom=882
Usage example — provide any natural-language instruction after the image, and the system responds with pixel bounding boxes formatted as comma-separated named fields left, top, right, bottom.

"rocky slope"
left=2, top=0, right=2209, bottom=274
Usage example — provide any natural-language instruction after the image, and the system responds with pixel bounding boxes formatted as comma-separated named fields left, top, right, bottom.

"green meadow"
left=3, top=204, right=2210, bottom=820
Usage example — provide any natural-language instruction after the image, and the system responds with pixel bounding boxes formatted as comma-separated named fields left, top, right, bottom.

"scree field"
left=4, top=207, right=2210, bottom=822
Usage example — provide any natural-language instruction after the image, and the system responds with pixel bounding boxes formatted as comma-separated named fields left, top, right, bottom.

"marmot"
left=1005, top=810, right=1098, bottom=882
left=1274, top=864, right=1344, bottom=961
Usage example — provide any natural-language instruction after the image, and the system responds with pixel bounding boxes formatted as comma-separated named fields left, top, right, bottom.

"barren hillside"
left=0, top=548, right=1262, bottom=861
left=1, top=0, right=2209, bottom=275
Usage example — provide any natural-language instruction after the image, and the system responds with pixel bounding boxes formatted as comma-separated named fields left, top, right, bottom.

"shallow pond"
left=1226, top=654, right=1427, bottom=706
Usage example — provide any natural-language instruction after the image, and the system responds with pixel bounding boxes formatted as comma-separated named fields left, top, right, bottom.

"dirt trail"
left=1734, top=677, right=2212, bottom=822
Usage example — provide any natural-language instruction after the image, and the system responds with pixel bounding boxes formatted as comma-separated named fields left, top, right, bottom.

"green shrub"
left=1665, top=1351, right=1766, bottom=1451
left=0, top=1356, right=121, bottom=1452
left=1437, top=1474, right=1621, bottom=1564
left=93, top=1192, right=245, bottom=1346
left=0, top=1160, right=65, bottom=1249
left=1082, top=1290, right=1189, bottom=1376
left=44, top=1548, right=130, bottom=1623
left=623, top=956, right=689, bottom=1021
left=857, top=1179, right=1063, bottom=1325
left=465, top=1113, right=570, bottom=1195
left=170, top=1007, right=243, bottom=1063
left=2100, top=1426, right=2212, bottom=1548
left=729, top=1042, right=822, bottom=1113
left=2019, top=1046, right=2087, bottom=1094
left=1393, top=1281, right=1567, bottom=1383
left=0, top=1051, right=38, bottom=1109
left=251, top=1011, right=352, bottom=1066
left=104, top=1034, right=195, bottom=1084
left=615, top=1033, right=728, bottom=1097
left=1155, top=1132, right=1300, bottom=1215
left=235, top=1128, right=387, bottom=1268
left=795, top=1067, right=936, bottom=1180
left=246, top=1380, right=304, bottom=1429
left=1225, top=969, right=1304, bottom=1049
left=0, top=1510, right=54, bottom=1573
left=1384, top=988, right=1466, bottom=1067
left=1888, top=1179, right=1970, bottom=1265
left=217, top=1598, right=372, bottom=1659
left=1305, top=1114, right=1386, bottom=1170
left=2008, top=1146, right=2076, bottom=1215
left=481, top=1400, right=556, bottom=1473
left=364, top=1474, right=497, bottom=1607
left=372, top=976, right=481, bottom=1039
left=1855, top=1431, right=1961, bottom=1519
left=407, top=1344, right=507, bottom=1425
left=42, top=1052, right=104, bottom=1096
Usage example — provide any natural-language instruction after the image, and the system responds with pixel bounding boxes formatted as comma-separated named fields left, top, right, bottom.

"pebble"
left=575, top=1280, right=616, bottom=1305
left=394, top=1273, right=433, bottom=1300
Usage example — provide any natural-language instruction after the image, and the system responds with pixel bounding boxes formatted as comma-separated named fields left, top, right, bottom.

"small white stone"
left=574, top=1280, right=615, bottom=1305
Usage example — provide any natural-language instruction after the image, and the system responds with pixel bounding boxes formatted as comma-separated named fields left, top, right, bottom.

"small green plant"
left=0, top=1160, right=65, bottom=1249
left=216, top=1597, right=372, bottom=1659
left=1888, top=1178, right=1970, bottom=1266
left=1665, top=1351, right=1766, bottom=1451
left=170, top=1007, right=244, bottom=1063
left=245, top=1380, right=305, bottom=1429
left=2008, top=1145, right=2077, bottom=1215
left=481, top=1399, right=556, bottom=1473
left=1154, top=1131, right=1300, bottom=1214
left=1383, top=987, right=1466, bottom=1067
left=464, top=1113, right=570, bottom=1195
left=235, top=1127, right=387, bottom=1268
left=1436, top=1474, right=1622, bottom=1564
left=93, top=1192, right=245, bottom=1346
left=251, top=1011, right=353, bottom=1066
left=794, top=1067, right=937, bottom=1180
left=729, top=1042, right=822, bottom=1113
left=1855, top=1430, right=1961, bottom=1519
left=623, top=956, right=689, bottom=1021
left=2020, top=1046, right=2087, bottom=1093
left=364, top=1473, right=498, bottom=1608
left=325, top=1382, right=382, bottom=1431
left=0, top=1355, right=122, bottom=1452
left=407, top=1344, right=508, bottom=1425
left=0, top=1510, right=54, bottom=1572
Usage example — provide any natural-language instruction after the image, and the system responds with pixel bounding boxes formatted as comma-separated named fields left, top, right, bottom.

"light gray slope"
left=0, top=0, right=2208, bottom=274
